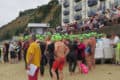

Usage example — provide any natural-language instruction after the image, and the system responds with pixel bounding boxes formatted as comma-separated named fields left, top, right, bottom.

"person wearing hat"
left=51, top=35, right=69, bottom=80
left=26, top=34, right=41, bottom=80
left=35, top=39, right=47, bottom=80
left=47, top=36, right=60, bottom=80
left=23, top=40, right=30, bottom=69
left=9, top=41, right=16, bottom=64
left=67, top=38, right=77, bottom=75
left=89, top=34, right=96, bottom=69
left=83, top=34, right=92, bottom=70
left=76, top=37, right=86, bottom=73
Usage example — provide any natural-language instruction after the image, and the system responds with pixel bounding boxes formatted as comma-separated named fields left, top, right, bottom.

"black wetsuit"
left=47, top=42, right=59, bottom=80
left=17, top=42, right=22, bottom=61
left=4, top=43, right=9, bottom=62
left=67, top=41, right=77, bottom=73
left=23, top=41, right=29, bottom=69
left=0, top=48, right=1, bottom=58
left=39, top=42, right=47, bottom=76
left=77, top=43, right=86, bottom=63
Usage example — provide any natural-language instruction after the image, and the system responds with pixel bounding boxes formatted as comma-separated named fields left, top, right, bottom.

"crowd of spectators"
left=62, top=6, right=120, bottom=34
left=0, top=40, right=23, bottom=64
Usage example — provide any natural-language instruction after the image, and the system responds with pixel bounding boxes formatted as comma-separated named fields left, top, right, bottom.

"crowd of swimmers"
left=23, top=33, right=97, bottom=80
left=0, top=32, right=120, bottom=80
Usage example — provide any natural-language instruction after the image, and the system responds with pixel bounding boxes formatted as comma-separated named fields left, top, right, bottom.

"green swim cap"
left=39, top=36, right=44, bottom=41
left=55, top=35, right=62, bottom=41
left=24, top=35, right=29, bottom=40
left=78, top=36, right=83, bottom=41
left=46, top=32, right=52, bottom=36
left=51, top=36, right=55, bottom=41
left=36, top=34, right=39, bottom=37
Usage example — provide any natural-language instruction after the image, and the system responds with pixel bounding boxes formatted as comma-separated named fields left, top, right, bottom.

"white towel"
left=27, top=64, right=37, bottom=76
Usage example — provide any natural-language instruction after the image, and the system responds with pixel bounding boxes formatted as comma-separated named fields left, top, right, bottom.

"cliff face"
left=0, top=0, right=61, bottom=41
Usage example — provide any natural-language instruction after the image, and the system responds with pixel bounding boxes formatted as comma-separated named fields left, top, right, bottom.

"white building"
left=27, top=23, right=50, bottom=34
left=61, top=0, right=120, bottom=26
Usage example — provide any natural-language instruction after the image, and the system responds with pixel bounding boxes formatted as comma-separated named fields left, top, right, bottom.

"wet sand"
left=0, top=61, right=120, bottom=80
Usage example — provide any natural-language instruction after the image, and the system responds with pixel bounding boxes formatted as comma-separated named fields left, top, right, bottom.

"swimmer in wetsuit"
left=67, top=39, right=77, bottom=75
left=45, top=36, right=59, bottom=80
left=47, top=42, right=59, bottom=80
left=38, top=41, right=47, bottom=80
left=76, top=39, right=86, bottom=73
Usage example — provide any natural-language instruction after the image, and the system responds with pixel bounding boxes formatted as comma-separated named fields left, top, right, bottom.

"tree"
left=48, top=0, right=59, bottom=5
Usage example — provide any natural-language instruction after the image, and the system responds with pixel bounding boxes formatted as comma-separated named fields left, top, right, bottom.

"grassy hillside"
left=0, top=0, right=120, bottom=41
left=0, top=0, right=61, bottom=41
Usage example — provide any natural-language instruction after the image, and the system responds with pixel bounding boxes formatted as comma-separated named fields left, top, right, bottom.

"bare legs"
left=51, top=69, right=57, bottom=80
left=77, top=61, right=82, bottom=73
left=52, top=69, right=63, bottom=80
left=86, top=54, right=92, bottom=70
left=59, top=70, right=63, bottom=80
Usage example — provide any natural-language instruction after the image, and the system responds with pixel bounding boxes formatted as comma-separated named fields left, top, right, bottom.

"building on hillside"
left=27, top=23, right=50, bottom=34
left=61, top=0, right=120, bottom=26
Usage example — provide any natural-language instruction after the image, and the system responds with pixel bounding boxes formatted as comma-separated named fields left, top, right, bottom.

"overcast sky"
left=0, top=0, right=50, bottom=27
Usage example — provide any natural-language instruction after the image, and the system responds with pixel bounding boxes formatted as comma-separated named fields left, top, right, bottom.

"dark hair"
left=30, top=34, right=36, bottom=41
left=117, top=34, right=120, bottom=38
left=106, top=34, right=111, bottom=38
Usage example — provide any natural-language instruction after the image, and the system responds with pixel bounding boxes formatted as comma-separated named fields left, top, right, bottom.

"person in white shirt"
left=111, top=33, right=120, bottom=63
left=9, top=42, right=16, bottom=64
left=111, top=33, right=120, bottom=48
left=102, top=34, right=112, bottom=48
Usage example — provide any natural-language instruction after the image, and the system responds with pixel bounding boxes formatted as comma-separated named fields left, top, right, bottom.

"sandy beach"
left=0, top=61, right=120, bottom=80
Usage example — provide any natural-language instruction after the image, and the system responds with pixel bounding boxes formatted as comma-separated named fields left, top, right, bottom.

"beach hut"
left=27, top=23, right=50, bottom=34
